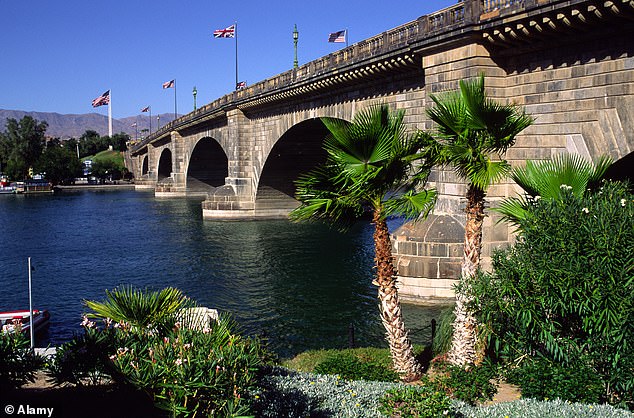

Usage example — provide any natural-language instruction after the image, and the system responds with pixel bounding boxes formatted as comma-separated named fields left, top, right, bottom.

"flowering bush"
left=462, top=181, right=634, bottom=408
left=109, top=316, right=267, bottom=417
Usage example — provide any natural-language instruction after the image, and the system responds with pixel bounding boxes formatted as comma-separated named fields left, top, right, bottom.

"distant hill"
left=0, top=109, right=180, bottom=139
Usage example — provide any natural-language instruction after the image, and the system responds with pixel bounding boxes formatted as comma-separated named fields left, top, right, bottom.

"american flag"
left=141, top=106, right=150, bottom=113
left=162, top=79, right=175, bottom=89
left=91, top=90, right=110, bottom=107
left=328, top=30, right=346, bottom=43
left=236, top=81, right=247, bottom=90
left=213, top=24, right=235, bottom=38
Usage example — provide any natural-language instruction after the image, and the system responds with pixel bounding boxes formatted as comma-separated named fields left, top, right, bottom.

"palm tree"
left=421, top=75, right=534, bottom=365
left=289, top=104, right=436, bottom=379
left=495, top=153, right=613, bottom=228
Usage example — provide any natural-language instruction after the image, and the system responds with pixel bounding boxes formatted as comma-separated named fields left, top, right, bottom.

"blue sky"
left=1, top=1, right=455, bottom=118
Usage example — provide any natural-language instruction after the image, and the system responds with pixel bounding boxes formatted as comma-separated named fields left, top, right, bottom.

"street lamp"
left=192, top=86, right=197, bottom=111
left=293, top=24, right=299, bottom=69
left=157, top=115, right=161, bottom=130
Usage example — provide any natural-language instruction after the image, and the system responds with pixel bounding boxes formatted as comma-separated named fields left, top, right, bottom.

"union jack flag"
left=328, top=30, right=346, bottom=43
left=236, top=81, right=247, bottom=90
left=91, top=90, right=110, bottom=107
left=162, top=79, right=175, bottom=89
left=213, top=24, right=235, bottom=38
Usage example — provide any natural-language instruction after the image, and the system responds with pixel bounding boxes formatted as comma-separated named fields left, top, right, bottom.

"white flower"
left=582, top=207, right=589, bottom=213
left=621, top=198, right=627, bottom=207
left=560, top=184, right=572, bottom=191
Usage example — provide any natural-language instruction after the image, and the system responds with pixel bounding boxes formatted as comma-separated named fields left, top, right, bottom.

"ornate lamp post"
left=192, top=86, right=197, bottom=111
left=293, top=24, right=299, bottom=69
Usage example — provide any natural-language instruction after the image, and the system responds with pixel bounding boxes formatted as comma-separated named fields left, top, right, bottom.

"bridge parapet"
left=132, top=0, right=557, bottom=155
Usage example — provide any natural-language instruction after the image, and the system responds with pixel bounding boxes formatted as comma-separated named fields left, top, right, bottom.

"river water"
left=0, top=189, right=442, bottom=358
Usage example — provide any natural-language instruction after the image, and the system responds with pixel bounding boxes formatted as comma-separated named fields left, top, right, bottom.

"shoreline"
left=54, top=183, right=136, bottom=192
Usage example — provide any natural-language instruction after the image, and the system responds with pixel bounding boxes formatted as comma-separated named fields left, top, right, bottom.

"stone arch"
left=157, top=148, right=172, bottom=181
left=186, top=137, right=228, bottom=194
left=606, top=151, right=634, bottom=183
left=255, top=117, right=334, bottom=213
left=142, top=156, right=149, bottom=175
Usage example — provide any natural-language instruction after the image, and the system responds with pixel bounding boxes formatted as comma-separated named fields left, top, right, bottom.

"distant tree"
left=63, top=138, right=80, bottom=156
left=109, top=133, right=129, bottom=152
left=35, top=145, right=83, bottom=185
left=90, top=159, right=122, bottom=182
left=0, top=116, right=48, bottom=180
left=79, top=130, right=105, bottom=157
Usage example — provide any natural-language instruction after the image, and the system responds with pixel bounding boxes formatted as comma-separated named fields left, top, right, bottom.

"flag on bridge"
left=141, top=106, right=150, bottom=113
left=213, top=24, right=235, bottom=38
left=236, top=81, right=247, bottom=90
left=92, top=90, right=110, bottom=107
left=162, top=79, right=175, bottom=89
left=328, top=30, right=346, bottom=43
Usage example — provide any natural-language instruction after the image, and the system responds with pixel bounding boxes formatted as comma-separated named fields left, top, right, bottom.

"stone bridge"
left=128, top=0, right=634, bottom=301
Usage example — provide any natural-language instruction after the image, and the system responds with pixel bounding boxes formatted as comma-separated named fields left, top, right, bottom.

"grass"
left=83, top=150, right=124, bottom=167
left=282, top=345, right=426, bottom=373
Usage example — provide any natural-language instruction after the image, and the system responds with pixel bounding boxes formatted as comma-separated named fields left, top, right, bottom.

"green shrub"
left=47, top=325, right=118, bottom=386
left=313, top=351, right=399, bottom=382
left=432, top=362, right=497, bottom=405
left=507, top=357, right=604, bottom=404
left=0, top=331, right=44, bottom=390
left=379, top=385, right=454, bottom=418
left=462, top=181, right=634, bottom=408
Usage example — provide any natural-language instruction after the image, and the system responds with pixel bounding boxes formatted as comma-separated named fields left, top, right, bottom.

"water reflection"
left=0, top=190, right=443, bottom=357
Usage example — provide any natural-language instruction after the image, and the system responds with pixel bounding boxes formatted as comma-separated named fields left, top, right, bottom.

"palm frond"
left=498, top=153, right=613, bottom=228
left=492, top=196, right=531, bottom=229
left=383, top=189, right=437, bottom=221
left=85, top=286, right=191, bottom=332
left=464, top=159, right=511, bottom=191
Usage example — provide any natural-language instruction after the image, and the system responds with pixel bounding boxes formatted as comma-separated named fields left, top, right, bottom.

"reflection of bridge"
left=127, top=0, right=634, bottom=300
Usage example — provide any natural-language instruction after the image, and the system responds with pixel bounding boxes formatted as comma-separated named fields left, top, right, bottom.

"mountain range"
left=0, top=109, right=180, bottom=139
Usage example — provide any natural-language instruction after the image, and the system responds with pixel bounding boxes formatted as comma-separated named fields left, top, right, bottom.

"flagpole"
left=174, top=80, right=177, bottom=121
left=108, top=90, right=113, bottom=138
left=235, top=22, right=238, bottom=90
left=346, top=29, right=349, bottom=48
left=149, top=107, right=152, bottom=134
left=28, top=257, right=34, bottom=350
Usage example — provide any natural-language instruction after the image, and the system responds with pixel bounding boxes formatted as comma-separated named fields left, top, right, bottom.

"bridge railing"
left=134, top=0, right=549, bottom=151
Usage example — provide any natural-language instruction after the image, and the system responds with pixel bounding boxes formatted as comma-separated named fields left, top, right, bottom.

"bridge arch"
left=186, top=137, right=229, bottom=194
left=141, top=156, right=149, bottom=176
left=255, top=117, right=336, bottom=213
left=157, top=148, right=172, bottom=181
left=606, top=151, right=634, bottom=183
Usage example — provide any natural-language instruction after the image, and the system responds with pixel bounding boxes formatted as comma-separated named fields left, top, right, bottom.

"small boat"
left=0, top=309, right=51, bottom=335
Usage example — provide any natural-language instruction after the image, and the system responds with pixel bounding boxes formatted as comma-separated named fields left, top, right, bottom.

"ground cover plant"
left=462, top=180, right=634, bottom=409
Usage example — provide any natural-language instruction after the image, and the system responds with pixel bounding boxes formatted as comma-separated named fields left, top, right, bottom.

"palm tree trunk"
left=372, top=209, right=422, bottom=379
left=448, top=185, right=485, bottom=366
